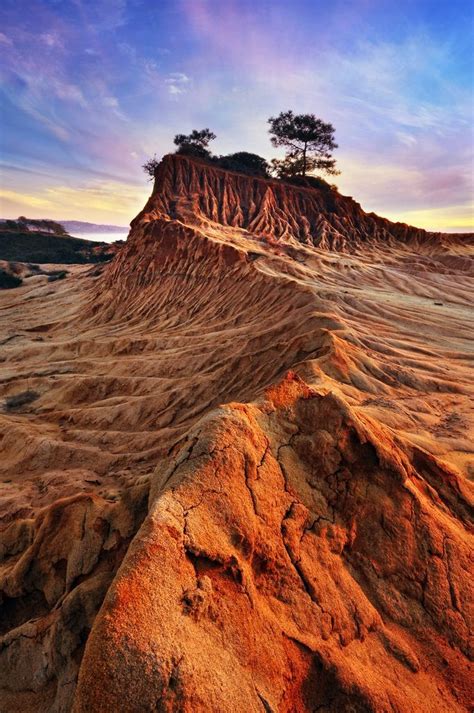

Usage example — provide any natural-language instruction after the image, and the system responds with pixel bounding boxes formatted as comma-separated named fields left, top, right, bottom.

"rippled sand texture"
left=0, top=155, right=472, bottom=712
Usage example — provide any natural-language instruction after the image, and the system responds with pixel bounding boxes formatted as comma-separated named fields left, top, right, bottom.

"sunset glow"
left=1, top=0, right=473, bottom=229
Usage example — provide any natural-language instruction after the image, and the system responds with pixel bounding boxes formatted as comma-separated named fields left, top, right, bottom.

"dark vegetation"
left=143, top=110, right=339, bottom=190
left=285, top=174, right=337, bottom=191
left=174, top=128, right=216, bottom=158
left=47, top=269, right=68, bottom=282
left=4, top=390, right=39, bottom=411
left=142, top=155, right=163, bottom=179
left=0, top=269, right=22, bottom=289
left=268, top=111, right=339, bottom=177
left=0, top=220, right=111, bottom=264
left=213, top=152, right=270, bottom=178
left=14, top=217, right=68, bottom=235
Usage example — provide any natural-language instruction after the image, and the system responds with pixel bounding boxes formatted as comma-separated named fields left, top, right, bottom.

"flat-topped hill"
left=135, top=153, right=472, bottom=252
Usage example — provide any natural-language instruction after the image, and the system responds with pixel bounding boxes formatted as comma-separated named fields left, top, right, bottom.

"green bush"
left=214, top=152, right=270, bottom=178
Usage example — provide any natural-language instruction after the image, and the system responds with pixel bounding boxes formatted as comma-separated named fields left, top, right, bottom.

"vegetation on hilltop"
left=174, top=128, right=216, bottom=158
left=0, top=220, right=112, bottom=264
left=213, top=151, right=270, bottom=178
left=268, top=111, right=339, bottom=177
left=6, top=217, right=69, bottom=235
left=142, top=109, right=339, bottom=189
left=143, top=143, right=270, bottom=180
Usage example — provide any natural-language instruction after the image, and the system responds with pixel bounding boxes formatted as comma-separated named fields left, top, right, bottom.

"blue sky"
left=0, top=0, right=473, bottom=229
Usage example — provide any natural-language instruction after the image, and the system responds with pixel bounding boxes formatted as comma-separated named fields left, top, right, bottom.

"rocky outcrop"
left=74, top=374, right=472, bottom=712
left=1, top=154, right=472, bottom=712
left=92, top=153, right=472, bottom=323
left=0, top=486, right=148, bottom=712
left=134, top=154, right=469, bottom=252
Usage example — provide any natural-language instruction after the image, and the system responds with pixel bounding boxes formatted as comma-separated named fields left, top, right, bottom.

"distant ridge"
left=0, top=219, right=116, bottom=264
left=0, top=219, right=129, bottom=234
left=60, top=220, right=129, bottom=234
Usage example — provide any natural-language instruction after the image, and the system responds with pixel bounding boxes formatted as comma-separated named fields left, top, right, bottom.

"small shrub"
left=0, top=269, right=22, bottom=289
left=285, top=174, right=337, bottom=191
left=175, top=143, right=212, bottom=159
left=5, top=390, right=39, bottom=411
left=142, top=155, right=161, bottom=179
left=47, top=270, right=68, bottom=282
left=215, top=152, right=270, bottom=178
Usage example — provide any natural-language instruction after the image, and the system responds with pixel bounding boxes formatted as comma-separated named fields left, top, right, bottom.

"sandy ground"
left=0, top=240, right=472, bottom=523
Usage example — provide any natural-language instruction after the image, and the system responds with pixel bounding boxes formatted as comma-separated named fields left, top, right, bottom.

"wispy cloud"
left=0, top=32, right=12, bottom=46
left=40, top=32, right=64, bottom=49
left=165, top=72, right=191, bottom=96
left=53, top=81, right=87, bottom=106
left=0, top=188, right=52, bottom=209
left=102, top=96, right=119, bottom=108
left=0, top=180, right=148, bottom=222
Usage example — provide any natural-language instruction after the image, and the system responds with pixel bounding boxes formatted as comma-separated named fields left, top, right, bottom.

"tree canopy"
left=142, top=114, right=341, bottom=189
left=268, top=111, right=339, bottom=177
left=142, top=155, right=161, bottom=179
left=14, top=217, right=68, bottom=235
left=215, top=152, right=270, bottom=178
left=173, top=128, right=216, bottom=158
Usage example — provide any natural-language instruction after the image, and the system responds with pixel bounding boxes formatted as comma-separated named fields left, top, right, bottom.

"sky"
left=0, top=0, right=473, bottom=231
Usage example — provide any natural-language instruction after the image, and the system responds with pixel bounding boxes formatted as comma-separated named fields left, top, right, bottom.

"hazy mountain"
left=60, top=221, right=129, bottom=234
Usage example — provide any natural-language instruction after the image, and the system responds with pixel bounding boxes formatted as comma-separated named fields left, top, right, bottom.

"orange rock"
left=74, top=381, right=472, bottom=712
left=0, top=155, right=472, bottom=712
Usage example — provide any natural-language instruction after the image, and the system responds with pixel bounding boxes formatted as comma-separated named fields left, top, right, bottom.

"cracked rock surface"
left=73, top=376, right=472, bottom=712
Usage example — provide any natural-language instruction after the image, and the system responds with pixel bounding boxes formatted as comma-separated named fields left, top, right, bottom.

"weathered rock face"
left=0, top=487, right=149, bottom=713
left=1, top=155, right=472, bottom=712
left=134, top=153, right=469, bottom=252
left=74, top=375, right=472, bottom=713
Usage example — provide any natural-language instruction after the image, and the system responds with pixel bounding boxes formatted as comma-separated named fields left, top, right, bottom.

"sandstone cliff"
left=0, top=155, right=472, bottom=712
left=139, top=153, right=467, bottom=250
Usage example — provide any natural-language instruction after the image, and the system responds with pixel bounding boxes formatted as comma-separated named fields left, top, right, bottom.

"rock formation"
left=0, top=154, right=472, bottom=712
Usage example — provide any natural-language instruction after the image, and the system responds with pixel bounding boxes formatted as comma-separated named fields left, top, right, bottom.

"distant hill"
left=0, top=217, right=68, bottom=235
left=0, top=219, right=114, bottom=264
left=60, top=221, right=129, bottom=234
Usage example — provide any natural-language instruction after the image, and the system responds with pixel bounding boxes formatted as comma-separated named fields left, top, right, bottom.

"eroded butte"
left=0, top=154, right=473, bottom=712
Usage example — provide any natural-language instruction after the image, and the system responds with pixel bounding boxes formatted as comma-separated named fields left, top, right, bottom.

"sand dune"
left=0, top=155, right=472, bottom=712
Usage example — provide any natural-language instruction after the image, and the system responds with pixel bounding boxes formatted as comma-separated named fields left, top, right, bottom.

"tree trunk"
left=302, top=144, right=307, bottom=176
